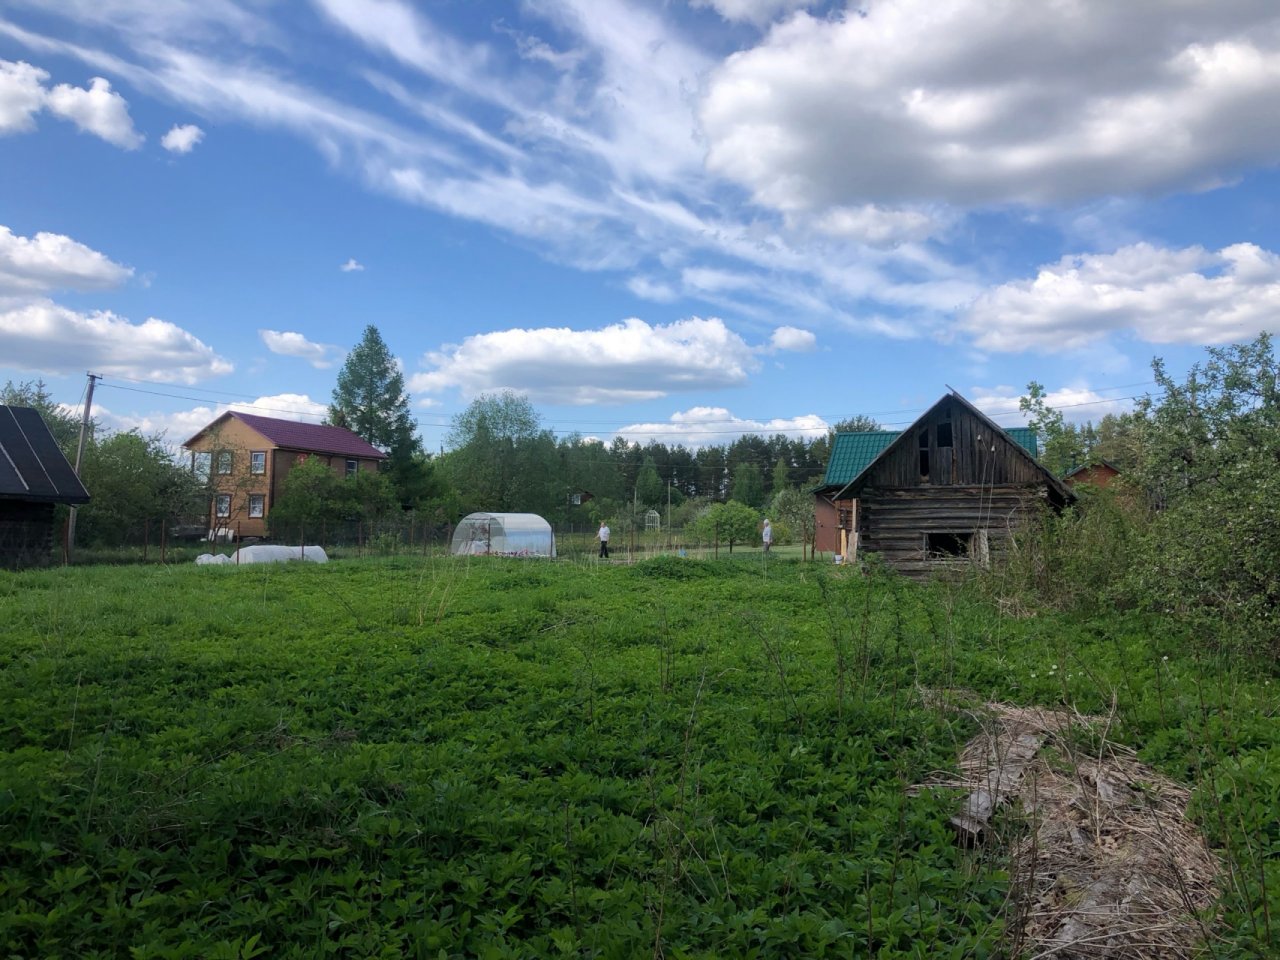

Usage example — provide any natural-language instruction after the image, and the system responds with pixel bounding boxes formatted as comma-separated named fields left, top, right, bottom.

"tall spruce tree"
left=329, top=325, right=423, bottom=501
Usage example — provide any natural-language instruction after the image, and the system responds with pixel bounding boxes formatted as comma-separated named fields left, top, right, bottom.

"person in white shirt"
left=761, top=518, right=772, bottom=554
left=597, top=521, right=611, bottom=559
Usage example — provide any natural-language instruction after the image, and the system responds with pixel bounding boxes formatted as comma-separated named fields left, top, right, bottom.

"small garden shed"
left=0, top=405, right=91, bottom=568
left=833, top=391, right=1072, bottom=578
left=451, top=513, right=556, bottom=558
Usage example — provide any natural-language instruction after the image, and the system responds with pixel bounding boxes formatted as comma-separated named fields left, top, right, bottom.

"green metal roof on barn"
left=815, top=427, right=1039, bottom=492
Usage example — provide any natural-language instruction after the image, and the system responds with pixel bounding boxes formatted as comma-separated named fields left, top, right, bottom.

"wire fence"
left=60, top=515, right=809, bottom=565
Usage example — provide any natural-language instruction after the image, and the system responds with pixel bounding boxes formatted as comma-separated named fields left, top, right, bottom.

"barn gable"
left=837, top=393, right=1070, bottom=503
left=832, top=392, right=1072, bottom=579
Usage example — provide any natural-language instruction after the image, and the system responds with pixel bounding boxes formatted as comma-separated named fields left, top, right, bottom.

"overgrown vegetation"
left=1, top=555, right=1275, bottom=957
left=1004, top=333, right=1280, bottom=657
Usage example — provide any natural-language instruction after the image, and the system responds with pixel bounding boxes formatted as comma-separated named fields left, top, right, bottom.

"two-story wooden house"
left=183, top=411, right=387, bottom=539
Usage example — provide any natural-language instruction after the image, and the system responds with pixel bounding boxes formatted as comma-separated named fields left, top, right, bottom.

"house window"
left=250, top=451, right=266, bottom=475
left=569, top=493, right=582, bottom=505
left=215, top=494, right=232, bottom=518
left=216, top=450, right=233, bottom=475
left=193, top=451, right=211, bottom=480
left=345, top=459, right=358, bottom=478
left=248, top=494, right=265, bottom=518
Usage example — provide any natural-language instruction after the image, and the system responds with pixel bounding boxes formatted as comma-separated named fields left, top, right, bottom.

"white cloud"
left=701, top=1, right=1280, bottom=210
left=46, top=75, right=143, bottom=149
left=0, top=224, right=133, bottom=294
left=969, top=385, right=1135, bottom=427
left=811, top=205, right=944, bottom=247
left=339, top=257, right=364, bottom=272
left=617, top=405, right=830, bottom=448
left=104, top=393, right=329, bottom=443
left=0, top=5, right=976, bottom=333
left=160, top=122, right=203, bottom=152
left=626, top=276, right=678, bottom=303
left=769, top=325, right=816, bottom=352
left=0, top=59, right=47, bottom=133
left=0, top=298, right=231, bottom=383
left=409, top=316, right=762, bottom=404
left=259, top=329, right=341, bottom=368
left=691, top=0, right=811, bottom=27
left=963, top=242, right=1280, bottom=352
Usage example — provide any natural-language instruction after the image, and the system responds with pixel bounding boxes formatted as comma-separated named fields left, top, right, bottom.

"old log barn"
left=0, top=405, right=90, bottom=568
left=832, top=392, right=1073, bottom=578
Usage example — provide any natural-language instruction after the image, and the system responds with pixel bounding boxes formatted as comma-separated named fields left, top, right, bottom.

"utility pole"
left=66, top=372, right=100, bottom=558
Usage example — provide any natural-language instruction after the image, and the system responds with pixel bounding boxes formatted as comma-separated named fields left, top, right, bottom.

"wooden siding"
left=857, top=485, right=1049, bottom=579
left=860, top=398, right=1044, bottom=490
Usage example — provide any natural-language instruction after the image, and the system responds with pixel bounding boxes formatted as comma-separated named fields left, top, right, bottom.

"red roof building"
left=183, top=411, right=387, bottom=539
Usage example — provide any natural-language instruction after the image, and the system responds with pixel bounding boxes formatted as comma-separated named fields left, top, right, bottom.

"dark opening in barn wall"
left=927, top=531, right=969, bottom=557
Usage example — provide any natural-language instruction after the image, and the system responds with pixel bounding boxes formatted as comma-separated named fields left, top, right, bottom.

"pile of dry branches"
left=924, top=698, right=1220, bottom=959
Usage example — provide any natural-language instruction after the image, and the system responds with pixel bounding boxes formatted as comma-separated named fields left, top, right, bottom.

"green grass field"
left=1, top=556, right=1276, bottom=958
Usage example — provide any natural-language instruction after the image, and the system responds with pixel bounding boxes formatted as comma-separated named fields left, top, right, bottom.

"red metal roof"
left=185, top=411, right=387, bottom=460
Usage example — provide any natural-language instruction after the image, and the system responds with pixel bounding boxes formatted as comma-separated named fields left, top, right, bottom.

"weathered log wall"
left=858, top=485, right=1047, bottom=578
left=0, top=500, right=57, bottom=569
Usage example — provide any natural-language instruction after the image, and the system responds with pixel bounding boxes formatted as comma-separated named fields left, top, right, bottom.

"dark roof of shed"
left=0, top=405, right=91, bottom=504
left=183, top=411, right=387, bottom=460
left=832, top=391, right=1071, bottom=503
left=815, top=425, right=1040, bottom=494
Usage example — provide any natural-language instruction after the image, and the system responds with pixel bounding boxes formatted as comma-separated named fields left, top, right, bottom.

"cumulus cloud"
left=259, top=329, right=341, bottom=368
left=0, top=59, right=144, bottom=148
left=963, top=242, right=1280, bottom=352
left=45, top=75, right=142, bottom=149
left=106, top=393, right=329, bottom=443
left=0, top=224, right=133, bottom=294
left=617, top=405, right=830, bottom=448
left=0, top=59, right=47, bottom=133
left=769, top=325, right=816, bottom=351
left=0, top=299, right=232, bottom=382
left=339, top=257, right=364, bottom=272
left=701, top=1, right=1280, bottom=209
left=409, top=316, right=763, bottom=404
left=160, top=122, right=203, bottom=153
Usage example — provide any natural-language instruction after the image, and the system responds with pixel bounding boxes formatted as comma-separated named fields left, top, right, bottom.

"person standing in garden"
left=761, top=518, right=772, bottom=554
left=597, top=521, right=611, bottom=559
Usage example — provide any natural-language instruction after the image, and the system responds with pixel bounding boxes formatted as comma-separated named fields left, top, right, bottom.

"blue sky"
left=2, top=0, right=1279, bottom=453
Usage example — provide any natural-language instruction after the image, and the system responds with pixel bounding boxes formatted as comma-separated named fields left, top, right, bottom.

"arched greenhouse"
left=450, top=513, right=556, bottom=558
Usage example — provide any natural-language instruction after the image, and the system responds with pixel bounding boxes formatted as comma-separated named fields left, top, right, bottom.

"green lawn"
left=1, top=555, right=1275, bottom=958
